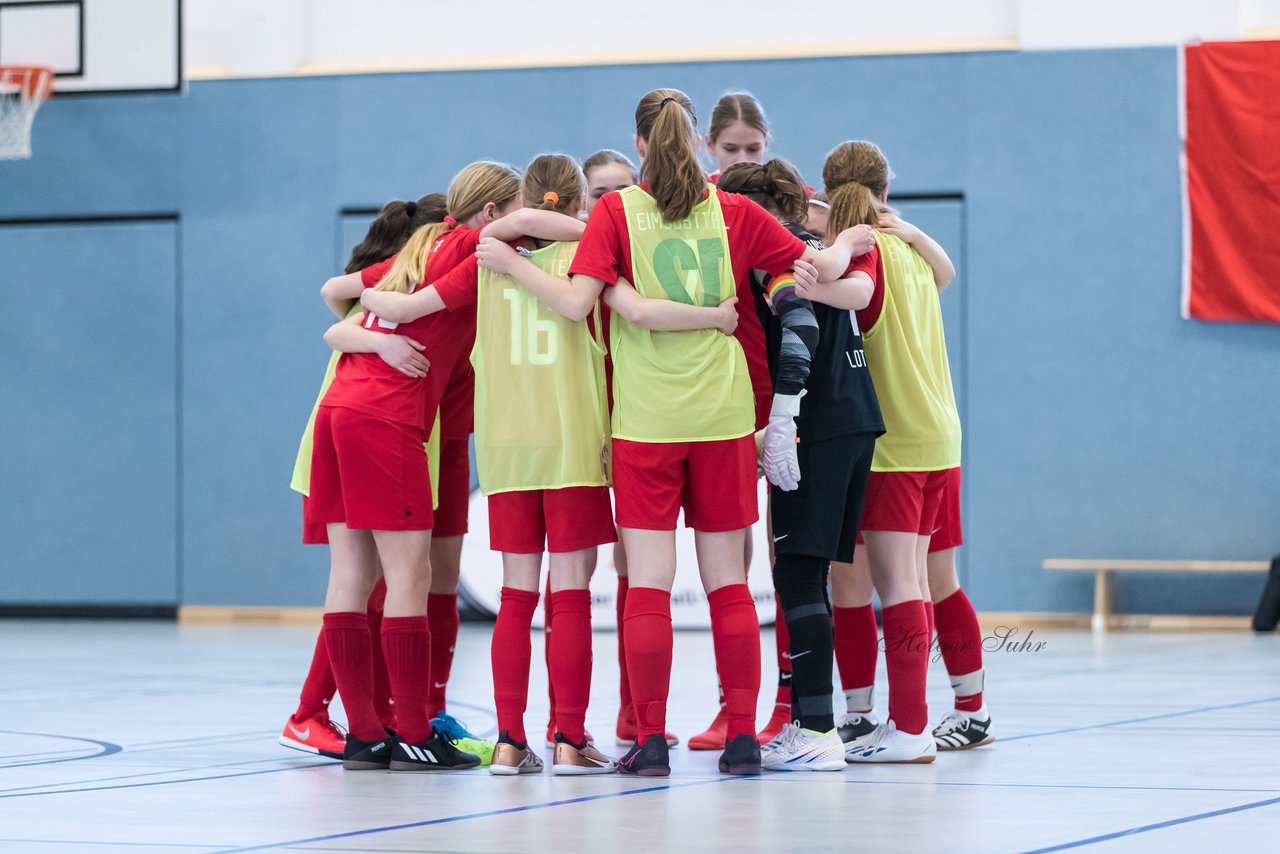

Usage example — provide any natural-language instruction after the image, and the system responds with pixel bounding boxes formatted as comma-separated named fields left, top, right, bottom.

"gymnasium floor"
left=1, top=620, right=1277, bottom=853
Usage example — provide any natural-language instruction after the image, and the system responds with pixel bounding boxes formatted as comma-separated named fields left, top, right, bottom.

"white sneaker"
left=760, top=722, right=847, bottom=772
left=845, top=721, right=936, bottom=764
left=837, top=712, right=880, bottom=747
left=933, top=706, right=994, bottom=750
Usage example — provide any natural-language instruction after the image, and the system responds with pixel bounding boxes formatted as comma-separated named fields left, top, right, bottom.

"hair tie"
left=660, top=97, right=676, bottom=108
left=542, top=191, right=560, bottom=204
left=404, top=201, right=417, bottom=218
left=443, top=214, right=457, bottom=227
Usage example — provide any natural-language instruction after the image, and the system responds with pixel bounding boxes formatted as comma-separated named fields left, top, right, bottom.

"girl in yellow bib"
left=477, top=90, right=872, bottom=777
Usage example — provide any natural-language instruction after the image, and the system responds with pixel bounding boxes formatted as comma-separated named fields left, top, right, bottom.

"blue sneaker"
left=431, top=712, right=496, bottom=767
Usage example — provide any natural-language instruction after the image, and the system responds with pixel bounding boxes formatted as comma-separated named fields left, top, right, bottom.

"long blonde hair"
left=635, top=88, right=705, bottom=223
left=375, top=161, right=521, bottom=293
left=822, top=141, right=894, bottom=234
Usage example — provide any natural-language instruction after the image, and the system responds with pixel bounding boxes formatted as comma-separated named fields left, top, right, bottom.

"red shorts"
left=433, top=437, right=471, bottom=537
left=304, top=406, right=433, bottom=543
left=488, top=486, right=617, bottom=554
left=858, top=467, right=956, bottom=537
left=612, top=435, right=758, bottom=532
left=928, top=467, right=963, bottom=552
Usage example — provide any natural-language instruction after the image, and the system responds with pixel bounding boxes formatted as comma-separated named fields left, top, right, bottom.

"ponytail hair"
left=635, top=88, right=705, bottom=222
left=822, top=140, right=895, bottom=235
left=523, top=153, right=586, bottom=216
left=375, top=161, right=521, bottom=294
left=716, top=159, right=808, bottom=224
left=344, top=193, right=447, bottom=274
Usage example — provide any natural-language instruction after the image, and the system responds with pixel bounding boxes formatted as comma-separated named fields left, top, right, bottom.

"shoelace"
left=766, top=722, right=804, bottom=755
left=933, top=711, right=968, bottom=737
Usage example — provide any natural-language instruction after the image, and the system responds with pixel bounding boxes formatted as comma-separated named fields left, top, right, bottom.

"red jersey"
left=570, top=186, right=808, bottom=429
left=321, top=225, right=483, bottom=432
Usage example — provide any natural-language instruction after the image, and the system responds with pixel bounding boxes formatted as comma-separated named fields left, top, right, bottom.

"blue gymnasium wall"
left=2, top=47, right=1277, bottom=614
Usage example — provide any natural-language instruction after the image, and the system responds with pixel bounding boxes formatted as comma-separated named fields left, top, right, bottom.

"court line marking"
left=1000, top=694, right=1280, bottom=743
left=0, top=757, right=331, bottom=795
left=1019, top=795, right=1280, bottom=853
left=212, top=777, right=741, bottom=853
left=0, top=762, right=331, bottom=799
left=0, top=730, right=122, bottom=769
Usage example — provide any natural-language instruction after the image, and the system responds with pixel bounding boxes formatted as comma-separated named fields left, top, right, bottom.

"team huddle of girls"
left=278, top=87, right=993, bottom=778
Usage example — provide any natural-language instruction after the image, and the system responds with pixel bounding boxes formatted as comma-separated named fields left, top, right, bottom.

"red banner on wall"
left=1181, top=40, right=1280, bottom=323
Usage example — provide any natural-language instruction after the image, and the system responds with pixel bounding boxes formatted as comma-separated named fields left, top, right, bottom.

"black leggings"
left=772, top=554, right=835, bottom=733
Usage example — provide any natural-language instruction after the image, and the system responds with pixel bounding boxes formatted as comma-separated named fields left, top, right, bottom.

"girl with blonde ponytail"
left=805, top=141, right=982, bottom=765
left=476, top=89, right=873, bottom=778
left=305, top=160, right=585, bottom=774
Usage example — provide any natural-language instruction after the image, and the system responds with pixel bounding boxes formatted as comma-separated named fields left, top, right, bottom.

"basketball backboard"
left=0, top=0, right=180, bottom=95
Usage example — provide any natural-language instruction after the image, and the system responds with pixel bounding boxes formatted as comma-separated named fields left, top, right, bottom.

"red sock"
left=623, top=587, right=672, bottom=739
left=616, top=575, right=632, bottom=711
left=322, top=612, right=384, bottom=742
left=380, top=615, right=433, bottom=744
left=708, top=585, right=761, bottom=741
left=295, top=630, right=336, bottom=721
left=366, top=582, right=394, bottom=730
left=549, top=589, right=593, bottom=744
left=773, top=594, right=792, bottom=709
left=880, top=601, right=930, bottom=735
left=543, top=577, right=556, bottom=721
left=924, top=600, right=936, bottom=642
left=426, top=593, right=459, bottom=719
left=492, top=587, right=539, bottom=744
left=934, top=589, right=985, bottom=712
left=833, top=604, right=879, bottom=708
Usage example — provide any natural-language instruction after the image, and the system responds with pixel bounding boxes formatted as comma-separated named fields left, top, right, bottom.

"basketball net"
left=0, top=66, right=54, bottom=160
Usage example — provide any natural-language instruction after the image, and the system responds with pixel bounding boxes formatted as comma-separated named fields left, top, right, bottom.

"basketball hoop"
left=0, top=65, right=54, bottom=160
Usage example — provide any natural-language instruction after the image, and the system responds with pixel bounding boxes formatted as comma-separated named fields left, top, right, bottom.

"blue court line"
left=0, top=757, right=332, bottom=795
left=1019, top=795, right=1280, bottom=853
left=0, top=762, right=330, bottom=799
left=0, top=731, right=122, bottom=769
left=1000, top=694, right=1280, bottom=743
left=213, top=776, right=740, bottom=853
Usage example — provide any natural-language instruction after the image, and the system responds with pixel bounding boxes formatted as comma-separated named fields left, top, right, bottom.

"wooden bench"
left=1043, top=559, right=1270, bottom=631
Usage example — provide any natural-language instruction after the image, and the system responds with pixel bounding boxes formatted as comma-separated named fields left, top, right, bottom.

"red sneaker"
left=688, top=707, right=729, bottom=751
left=756, top=703, right=791, bottom=745
left=615, top=703, right=679, bottom=747
left=279, top=712, right=345, bottom=759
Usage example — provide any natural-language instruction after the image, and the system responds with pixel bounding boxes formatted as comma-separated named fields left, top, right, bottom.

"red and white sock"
left=380, top=615, right=433, bottom=744
left=773, top=593, right=792, bottom=711
left=934, top=589, right=985, bottom=712
left=366, top=582, right=394, bottom=730
left=426, top=593, right=459, bottom=719
left=880, top=600, right=929, bottom=735
left=492, top=586, right=539, bottom=745
left=834, top=603, right=879, bottom=714
left=321, top=611, right=383, bottom=742
left=616, top=575, right=632, bottom=712
left=549, top=589, right=593, bottom=744
left=623, top=587, right=672, bottom=740
left=294, top=630, right=335, bottom=721
left=708, top=585, right=761, bottom=741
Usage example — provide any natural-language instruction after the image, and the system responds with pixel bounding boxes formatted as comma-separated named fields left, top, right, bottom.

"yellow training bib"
left=863, top=232, right=961, bottom=471
left=613, top=185, right=754, bottom=443
left=472, top=240, right=610, bottom=494
left=291, top=303, right=441, bottom=507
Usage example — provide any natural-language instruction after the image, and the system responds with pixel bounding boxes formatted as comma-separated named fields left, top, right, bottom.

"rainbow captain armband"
left=764, top=273, right=799, bottom=315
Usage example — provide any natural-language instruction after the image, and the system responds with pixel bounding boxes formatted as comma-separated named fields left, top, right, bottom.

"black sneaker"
left=837, top=713, right=879, bottom=746
left=389, top=729, right=482, bottom=772
left=341, top=732, right=392, bottom=770
left=617, top=733, right=670, bottom=777
left=718, top=733, right=762, bottom=776
left=932, top=707, right=994, bottom=751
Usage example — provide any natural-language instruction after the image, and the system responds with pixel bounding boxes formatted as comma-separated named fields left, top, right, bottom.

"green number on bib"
left=503, top=287, right=558, bottom=366
left=651, top=237, right=726, bottom=307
